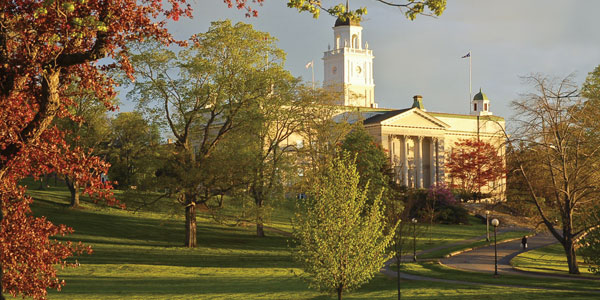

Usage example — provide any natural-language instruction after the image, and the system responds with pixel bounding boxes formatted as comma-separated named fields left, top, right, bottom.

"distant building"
left=319, top=16, right=506, bottom=198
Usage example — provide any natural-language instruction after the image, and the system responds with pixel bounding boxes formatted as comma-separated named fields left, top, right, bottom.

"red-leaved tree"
left=446, top=139, right=505, bottom=201
left=0, top=0, right=220, bottom=298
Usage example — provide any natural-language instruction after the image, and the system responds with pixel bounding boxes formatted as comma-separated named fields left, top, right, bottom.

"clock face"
left=332, top=66, right=337, bottom=74
left=355, top=66, right=362, bottom=74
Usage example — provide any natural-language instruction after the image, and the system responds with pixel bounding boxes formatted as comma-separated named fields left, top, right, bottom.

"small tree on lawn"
left=292, top=153, right=398, bottom=300
left=446, top=139, right=505, bottom=202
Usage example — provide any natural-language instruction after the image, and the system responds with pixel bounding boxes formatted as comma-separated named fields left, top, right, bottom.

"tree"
left=0, top=0, right=192, bottom=298
left=242, top=76, right=308, bottom=237
left=106, top=112, right=161, bottom=190
left=57, top=84, right=113, bottom=207
left=128, top=20, right=286, bottom=247
left=581, top=207, right=600, bottom=275
left=287, top=0, right=446, bottom=21
left=446, top=139, right=505, bottom=201
left=292, top=154, right=397, bottom=300
left=340, top=124, right=391, bottom=202
left=510, top=74, right=600, bottom=274
left=294, top=88, right=355, bottom=192
left=579, top=66, right=600, bottom=275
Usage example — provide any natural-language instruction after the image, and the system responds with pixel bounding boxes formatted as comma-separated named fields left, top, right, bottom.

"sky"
left=118, top=0, right=600, bottom=120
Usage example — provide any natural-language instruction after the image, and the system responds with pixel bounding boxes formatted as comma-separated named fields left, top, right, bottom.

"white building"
left=322, top=15, right=506, bottom=197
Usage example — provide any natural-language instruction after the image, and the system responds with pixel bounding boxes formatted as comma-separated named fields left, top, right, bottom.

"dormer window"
left=474, top=103, right=477, bottom=111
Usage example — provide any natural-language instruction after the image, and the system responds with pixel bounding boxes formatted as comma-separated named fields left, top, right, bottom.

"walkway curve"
left=440, top=232, right=600, bottom=281
left=381, top=231, right=600, bottom=294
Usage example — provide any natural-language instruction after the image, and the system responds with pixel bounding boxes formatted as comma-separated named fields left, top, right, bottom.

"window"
left=474, top=103, right=477, bottom=111
left=335, top=35, right=341, bottom=49
left=484, top=103, right=488, bottom=111
left=351, top=34, right=358, bottom=48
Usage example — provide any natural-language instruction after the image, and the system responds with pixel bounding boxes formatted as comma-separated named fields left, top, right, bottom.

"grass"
left=399, top=262, right=600, bottom=293
left=419, top=230, right=529, bottom=259
left=16, top=178, right=596, bottom=299
left=511, top=244, right=597, bottom=276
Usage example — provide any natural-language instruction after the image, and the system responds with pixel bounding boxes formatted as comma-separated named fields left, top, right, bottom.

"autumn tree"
left=292, top=154, right=397, bottom=300
left=510, top=74, right=600, bottom=274
left=446, top=139, right=505, bottom=201
left=127, top=20, right=287, bottom=247
left=0, top=0, right=199, bottom=297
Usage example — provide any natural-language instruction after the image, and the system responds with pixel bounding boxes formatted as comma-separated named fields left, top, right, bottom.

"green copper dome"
left=473, top=88, right=489, bottom=101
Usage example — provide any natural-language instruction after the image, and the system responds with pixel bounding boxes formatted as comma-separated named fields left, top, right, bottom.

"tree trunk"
left=1, top=204, right=5, bottom=300
left=65, top=177, right=80, bottom=208
left=563, top=238, right=580, bottom=274
left=256, top=198, right=265, bottom=238
left=337, top=285, right=343, bottom=300
left=38, top=175, right=44, bottom=190
left=185, top=201, right=197, bottom=248
left=396, top=248, right=401, bottom=300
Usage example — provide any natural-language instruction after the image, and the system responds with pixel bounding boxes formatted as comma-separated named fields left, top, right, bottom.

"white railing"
left=323, top=47, right=372, bottom=57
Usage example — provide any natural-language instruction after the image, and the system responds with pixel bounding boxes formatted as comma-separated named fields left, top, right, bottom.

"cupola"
left=471, top=88, right=492, bottom=116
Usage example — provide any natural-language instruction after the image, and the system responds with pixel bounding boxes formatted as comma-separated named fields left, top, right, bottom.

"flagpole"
left=469, top=50, right=472, bottom=110
left=311, top=62, right=315, bottom=90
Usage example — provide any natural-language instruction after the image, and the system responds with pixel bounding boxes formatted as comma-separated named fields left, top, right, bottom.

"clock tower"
left=322, top=15, right=376, bottom=107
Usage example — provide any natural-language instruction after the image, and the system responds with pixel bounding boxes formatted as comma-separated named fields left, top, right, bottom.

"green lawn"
left=16, top=179, right=597, bottom=299
left=400, top=262, right=600, bottom=293
left=511, top=244, right=597, bottom=276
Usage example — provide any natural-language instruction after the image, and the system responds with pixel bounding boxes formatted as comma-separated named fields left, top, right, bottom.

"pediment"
left=380, top=108, right=449, bottom=129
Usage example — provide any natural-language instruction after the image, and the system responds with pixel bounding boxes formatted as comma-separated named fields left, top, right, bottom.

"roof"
left=335, top=17, right=361, bottom=27
left=363, top=108, right=411, bottom=125
left=473, top=88, right=489, bottom=101
left=429, top=112, right=505, bottom=122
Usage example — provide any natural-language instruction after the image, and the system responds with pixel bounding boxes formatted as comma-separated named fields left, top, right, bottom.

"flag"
left=461, top=52, right=471, bottom=58
left=305, top=60, right=313, bottom=69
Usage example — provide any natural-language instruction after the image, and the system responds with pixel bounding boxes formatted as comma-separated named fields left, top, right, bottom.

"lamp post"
left=412, top=218, right=418, bottom=262
left=485, top=210, right=490, bottom=242
left=491, top=218, right=499, bottom=276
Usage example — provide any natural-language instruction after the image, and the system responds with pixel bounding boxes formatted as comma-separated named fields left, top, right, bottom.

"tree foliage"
left=340, top=124, right=390, bottom=202
left=128, top=20, right=287, bottom=247
left=106, top=112, right=161, bottom=190
left=56, top=84, right=113, bottom=207
left=510, top=74, right=600, bottom=274
left=292, top=154, right=397, bottom=300
left=446, top=139, right=505, bottom=200
left=287, top=0, right=446, bottom=21
left=0, top=0, right=190, bottom=297
left=241, top=76, right=309, bottom=237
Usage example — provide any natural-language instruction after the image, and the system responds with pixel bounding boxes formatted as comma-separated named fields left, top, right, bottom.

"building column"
left=437, top=138, right=445, bottom=183
left=430, top=137, right=437, bottom=186
left=400, top=135, right=408, bottom=186
left=415, top=136, right=423, bottom=188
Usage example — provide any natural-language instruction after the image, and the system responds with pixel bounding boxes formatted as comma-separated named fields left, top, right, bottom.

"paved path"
left=397, top=227, right=523, bottom=263
left=439, top=232, right=598, bottom=280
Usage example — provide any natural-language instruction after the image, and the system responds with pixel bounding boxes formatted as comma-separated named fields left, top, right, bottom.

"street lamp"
left=485, top=210, right=490, bottom=242
left=412, top=218, right=418, bottom=262
left=491, top=218, right=500, bottom=276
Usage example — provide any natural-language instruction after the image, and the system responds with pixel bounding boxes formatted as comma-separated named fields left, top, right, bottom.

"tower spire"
left=346, top=0, right=349, bottom=12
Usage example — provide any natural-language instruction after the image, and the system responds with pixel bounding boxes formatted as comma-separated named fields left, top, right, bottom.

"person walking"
left=521, top=236, right=528, bottom=250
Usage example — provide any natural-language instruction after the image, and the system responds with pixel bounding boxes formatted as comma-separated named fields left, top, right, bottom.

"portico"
left=363, top=104, right=449, bottom=189
left=387, top=133, right=445, bottom=188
